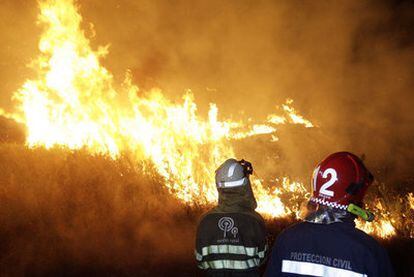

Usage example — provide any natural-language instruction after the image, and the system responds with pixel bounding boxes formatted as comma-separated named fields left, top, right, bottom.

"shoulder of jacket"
left=197, top=209, right=216, bottom=224
left=351, top=227, right=388, bottom=252
left=198, top=210, right=265, bottom=226
left=275, top=221, right=309, bottom=241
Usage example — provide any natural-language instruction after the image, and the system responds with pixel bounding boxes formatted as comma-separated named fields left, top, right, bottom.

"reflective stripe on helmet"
left=227, top=163, right=238, bottom=177
left=217, top=177, right=246, bottom=188
left=195, top=244, right=268, bottom=261
left=310, top=197, right=349, bottom=210
left=198, top=258, right=260, bottom=270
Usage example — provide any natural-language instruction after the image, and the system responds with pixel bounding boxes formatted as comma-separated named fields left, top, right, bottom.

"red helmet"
left=310, top=152, right=374, bottom=210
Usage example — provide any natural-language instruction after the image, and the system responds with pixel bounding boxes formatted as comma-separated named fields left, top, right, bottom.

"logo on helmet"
left=318, top=168, right=338, bottom=198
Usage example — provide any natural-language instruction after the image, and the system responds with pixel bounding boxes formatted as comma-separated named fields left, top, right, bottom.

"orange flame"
left=355, top=199, right=396, bottom=239
left=408, top=193, right=414, bottom=210
left=10, top=0, right=309, bottom=213
left=3, top=0, right=410, bottom=238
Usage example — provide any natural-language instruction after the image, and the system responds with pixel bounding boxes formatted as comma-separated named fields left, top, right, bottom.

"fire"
left=255, top=177, right=310, bottom=218
left=355, top=199, right=397, bottom=238
left=356, top=219, right=396, bottom=239
left=2, top=0, right=410, bottom=238
left=408, top=193, right=414, bottom=210
left=267, top=99, right=314, bottom=128
left=7, top=0, right=290, bottom=209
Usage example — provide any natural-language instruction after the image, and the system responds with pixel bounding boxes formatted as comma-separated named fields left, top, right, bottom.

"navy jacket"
left=265, top=220, right=394, bottom=277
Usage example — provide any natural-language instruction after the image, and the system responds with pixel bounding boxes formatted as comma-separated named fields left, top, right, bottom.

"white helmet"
left=215, top=159, right=253, bottom=189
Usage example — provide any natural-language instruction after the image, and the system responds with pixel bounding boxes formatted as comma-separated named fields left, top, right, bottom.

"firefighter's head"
left=214, top=159, right=257, bottom=211
left=310, top=151, right=374, bottom=211
left=215, top=159, right=253, bottom=189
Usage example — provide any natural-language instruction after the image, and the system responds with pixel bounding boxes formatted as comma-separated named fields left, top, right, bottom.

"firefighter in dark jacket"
left=195, top=158, right=268, bottom=276
left=265, top=152, right=394, bottom=277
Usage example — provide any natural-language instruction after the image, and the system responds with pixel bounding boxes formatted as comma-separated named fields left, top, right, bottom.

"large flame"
left=8, top=0, right=308, bottom=213
left=2, top=0, right=410, bottom=238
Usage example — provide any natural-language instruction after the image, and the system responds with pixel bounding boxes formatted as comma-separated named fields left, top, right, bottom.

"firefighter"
left=195, top=158, right=268, bottom=276
left=265, top=152, right=394, bottom=277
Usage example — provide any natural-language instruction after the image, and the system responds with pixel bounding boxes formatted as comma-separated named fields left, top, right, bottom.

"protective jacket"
left=195, top=179, right=268, bottom=276
left=265, top=217, right=394, bottom=277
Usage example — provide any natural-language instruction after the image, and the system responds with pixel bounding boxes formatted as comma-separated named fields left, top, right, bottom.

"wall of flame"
left=0, top=0, right=413, bottom=239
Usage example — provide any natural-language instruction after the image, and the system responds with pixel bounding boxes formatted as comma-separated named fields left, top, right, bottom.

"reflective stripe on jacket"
left=195, top=210, right=267, bottom=275
left=265, top=220, right=395, bottom=277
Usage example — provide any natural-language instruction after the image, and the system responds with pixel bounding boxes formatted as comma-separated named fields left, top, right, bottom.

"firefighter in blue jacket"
left=195, top=158, right=268, bottom=276
left=265, top=152, right=394, bottom=277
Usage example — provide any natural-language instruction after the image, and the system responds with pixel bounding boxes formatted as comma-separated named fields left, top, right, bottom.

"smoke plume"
left=1, top=0, right=413, bottom=183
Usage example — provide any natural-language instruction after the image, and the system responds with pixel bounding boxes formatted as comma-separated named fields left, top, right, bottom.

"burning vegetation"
left=0, top=0, right=413, bottom=275
left=0, top=144, right=202, bottom=276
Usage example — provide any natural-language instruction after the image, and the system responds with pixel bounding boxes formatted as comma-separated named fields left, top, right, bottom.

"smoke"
left=0, top=0, right=39, bottom=107
left=1, top=0, right=413, bottom=184
left=63, top=0, right=414, bottom=183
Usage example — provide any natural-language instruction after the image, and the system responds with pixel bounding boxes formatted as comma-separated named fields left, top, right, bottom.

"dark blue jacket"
left=265, top=219, right=394, bottom=277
